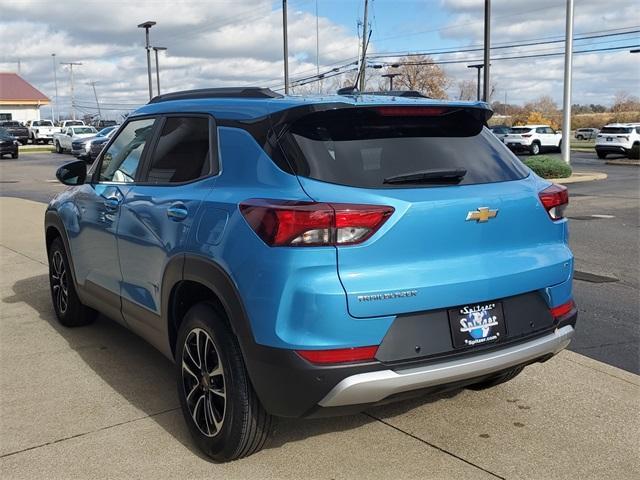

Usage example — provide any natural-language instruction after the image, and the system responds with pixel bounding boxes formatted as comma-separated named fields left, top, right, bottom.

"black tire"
left=557, top=140, right=562, bottom=153
left=11, top=152, right=18, bottom=159
left=529, top=141, right=541, bottom=155
left=176, top=302, right=272, bottom=461
left=596, top=151, right=607, bottom=159
left=629, top=144, right=640, bottom=160
left=576, top=135, right=583, bottom=140
left=467, top=366, right=524, bottom=391
left=55, top=141, right=63, bottom=154
left=48, top=237, right=96, bottom=327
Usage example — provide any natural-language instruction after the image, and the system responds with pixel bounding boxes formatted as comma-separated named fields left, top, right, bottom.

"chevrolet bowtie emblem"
left=466, top=207, right=498, bottom=222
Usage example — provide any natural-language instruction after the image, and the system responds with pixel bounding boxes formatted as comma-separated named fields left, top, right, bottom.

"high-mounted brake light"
left=375, top=106, right=448, bottom=117
left=239, top=199, right=394, bottom=247
left=539, top=184, right=569, bottom=220
left=296, top=346, right=378, bottom=364
left=551, top=299, right=575, bottom=319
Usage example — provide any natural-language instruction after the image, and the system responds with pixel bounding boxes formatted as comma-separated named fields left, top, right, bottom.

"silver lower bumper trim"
left=318, top=325, right=574, bottom=407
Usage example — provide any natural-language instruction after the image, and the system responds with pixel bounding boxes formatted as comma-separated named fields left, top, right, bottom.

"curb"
left=606, top=159, right=640, bottom=166
left=551, top=171, right=607, bottom=184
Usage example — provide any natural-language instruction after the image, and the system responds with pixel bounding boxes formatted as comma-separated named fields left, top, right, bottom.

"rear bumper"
left=319, top=325, right=574, bottom=407
left=595, top=145, right=630, bottom=154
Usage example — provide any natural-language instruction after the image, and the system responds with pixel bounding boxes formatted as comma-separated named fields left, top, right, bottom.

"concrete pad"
left=0, top=197, right=47, bottom=265
left=368, top=351, right=640, bottom=480
left=552, top=171, right=607, bottom=184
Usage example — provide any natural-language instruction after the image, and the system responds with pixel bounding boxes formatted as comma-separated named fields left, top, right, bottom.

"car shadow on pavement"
left=5, top=273, right=462, bottom=460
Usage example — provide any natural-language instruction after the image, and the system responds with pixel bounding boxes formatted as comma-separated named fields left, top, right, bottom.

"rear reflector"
left=240, top=199, right=393, bottom=247
left=551, top=299, right=575, bottom=318
left=539, top=184, right=569, bottom=220
left=296, top=346, right=378, bottom=364
left=375, top=106, right=448, bottom=117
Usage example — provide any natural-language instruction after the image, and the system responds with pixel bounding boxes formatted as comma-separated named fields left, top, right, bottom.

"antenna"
left=339, top=29, right=371, bottom=96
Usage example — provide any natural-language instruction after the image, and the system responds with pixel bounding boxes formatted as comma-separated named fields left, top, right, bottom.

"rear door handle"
left=167, top=203, right=188, bottom=221
left=104, top=196, right=121, bottom=212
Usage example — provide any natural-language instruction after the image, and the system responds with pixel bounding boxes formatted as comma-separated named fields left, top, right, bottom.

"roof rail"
left=149, top=87, right=283, bottom=104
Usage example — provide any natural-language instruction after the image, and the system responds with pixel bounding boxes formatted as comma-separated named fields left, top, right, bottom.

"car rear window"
left=509, top=127, right=533, bottom=134
left=280, top=107, right=528, bottom=188
left=600, top=127, right=632, bottom=134
left=33, top=121, right=53, bottom=126
left=1, top=121, right=21, bottom=127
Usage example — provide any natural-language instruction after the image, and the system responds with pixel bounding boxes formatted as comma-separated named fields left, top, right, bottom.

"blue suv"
left=45, top=87, right=577, bottom=461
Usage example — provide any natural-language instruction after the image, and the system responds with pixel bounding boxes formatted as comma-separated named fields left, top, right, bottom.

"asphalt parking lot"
left=1, top=151, right=639, bottom=479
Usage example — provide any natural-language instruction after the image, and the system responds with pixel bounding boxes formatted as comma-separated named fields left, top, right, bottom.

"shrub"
left=523, top=156, right=572, bottom=179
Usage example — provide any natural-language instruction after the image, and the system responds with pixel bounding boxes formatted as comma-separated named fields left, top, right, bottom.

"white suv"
left=595, top=123, right=640, bottom=159
left=504, top=125, right=562, bottom=155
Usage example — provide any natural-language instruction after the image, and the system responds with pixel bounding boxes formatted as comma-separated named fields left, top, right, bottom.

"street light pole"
left=152, top=47, right=167, bottom=95
left=60, top=62, right=82, bottom=120
left=382, top=73, right=401, bottom=91
left=561, top=0, right=574, bottom=165
left=137, top=21, right=156, bottom=101
left=51, top=53, right=59, bottom=123
left=483, top=0, right=491, bottom=102
left=282, top=0, right=290, bottom=94
left=468, top=64, right=484, bottom=101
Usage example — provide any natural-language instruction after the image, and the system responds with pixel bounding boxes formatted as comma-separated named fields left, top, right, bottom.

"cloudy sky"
left=0, top=0, right=638, bottom=120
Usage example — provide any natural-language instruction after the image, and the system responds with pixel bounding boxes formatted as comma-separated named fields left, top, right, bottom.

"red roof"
left=0, top=73, right=50, bottom=103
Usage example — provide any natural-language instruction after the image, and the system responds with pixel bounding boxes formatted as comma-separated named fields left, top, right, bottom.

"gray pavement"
left=0, top=198, right=638, bottom=479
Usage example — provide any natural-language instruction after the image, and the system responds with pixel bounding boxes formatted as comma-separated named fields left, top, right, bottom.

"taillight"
left=239, top=199, right=394, bottom=247
left=296, top=346, right=378, bottom=364
left=539, top=184, right=569, bottom=220
left=551, top=299, right=575, bottom=319
left=521, top=134, right=532, bottom=138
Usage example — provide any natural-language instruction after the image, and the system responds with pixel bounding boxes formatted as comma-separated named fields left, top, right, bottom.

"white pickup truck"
left=25, top=120, right=61, bottom=144
left=503, top=124, right=562, bottom=155
left=53, top=126, right=98, bottom=153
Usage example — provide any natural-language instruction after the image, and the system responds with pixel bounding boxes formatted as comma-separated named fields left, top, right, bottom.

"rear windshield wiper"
left=383, top=168, right=467, bottom=185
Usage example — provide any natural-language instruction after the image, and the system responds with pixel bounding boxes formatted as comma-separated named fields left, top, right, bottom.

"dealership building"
left=0, top=73, right=50, bottom=123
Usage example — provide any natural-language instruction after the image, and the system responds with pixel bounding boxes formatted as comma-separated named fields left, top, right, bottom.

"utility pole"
left=88, top=81, right=102, bottom=120
left=315, top=0, right=320, bottom=93
left=467, top=64, right=483, bottom=101
left=483, top=0, right=491, bottom=102
left=358, top=0, right=369, bottom=92
left=137, top=21, right=156, bottom=101
left=152, top=47, right=167, bottom=95
left=561, top=0, right=574, bottom=165
left=51, top=54, right=59, bottom=123
left=282, top=1, right=290, bottom=94
left=60, top=62, right=82, bottom=120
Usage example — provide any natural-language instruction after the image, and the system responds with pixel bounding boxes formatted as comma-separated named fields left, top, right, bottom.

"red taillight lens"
left=296, top=346, right=378, bottom=364
left=551, top=299, right=575, bottom=319
left=539, top=184, right=569, bottom=220
left=239, top=199, right=394, bottom=247
left=375, top=106, right=448, bottom=117
left=521, top=134, right=532, bottom=138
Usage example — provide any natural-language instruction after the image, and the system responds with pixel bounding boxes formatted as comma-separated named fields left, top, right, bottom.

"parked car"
left=71, top=126, right=119, bottom=161
left=58, top=120, right=85, bottom=129
left=26, top=119, right=61, bottom=144
left=46, top=88, right=577, bottom=462
left=595, top=123, right=640, bottom=159
left=489, top=125, right=511, bottom=142
left=0, top=120, right=29, bottom=144
left=0, top=128, right=19, bottom=158
left=87, top=126, right=119, bottom=161
left=574, top=128, right=598, bottom=140
left=92, top=119, right=118, bottom=129
left=504, top=125, right=562, bottom=155
left=53, top=126, right=98, bottom=153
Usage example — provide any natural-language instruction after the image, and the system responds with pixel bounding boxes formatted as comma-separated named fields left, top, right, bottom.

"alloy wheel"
left=51, top=250, right=69, bottom=315
left=182, top=328, right=226, bottom=437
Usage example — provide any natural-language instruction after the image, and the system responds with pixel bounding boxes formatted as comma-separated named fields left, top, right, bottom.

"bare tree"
left=394, top=55, right=451, bottom=99
left=457, top=79, right=476, bottom=101
left=612, top=91, right=640, bottom=112
left=524, top=95, right=559, bottom=116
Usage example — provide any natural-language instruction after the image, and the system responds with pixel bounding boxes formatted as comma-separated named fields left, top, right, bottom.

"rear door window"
left=281, top=107, right=528, bottom=188
left=144, top=116, right=213, bottom=184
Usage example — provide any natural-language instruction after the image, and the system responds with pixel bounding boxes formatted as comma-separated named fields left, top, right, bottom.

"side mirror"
left=56, top=160, right=87, bottom=186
